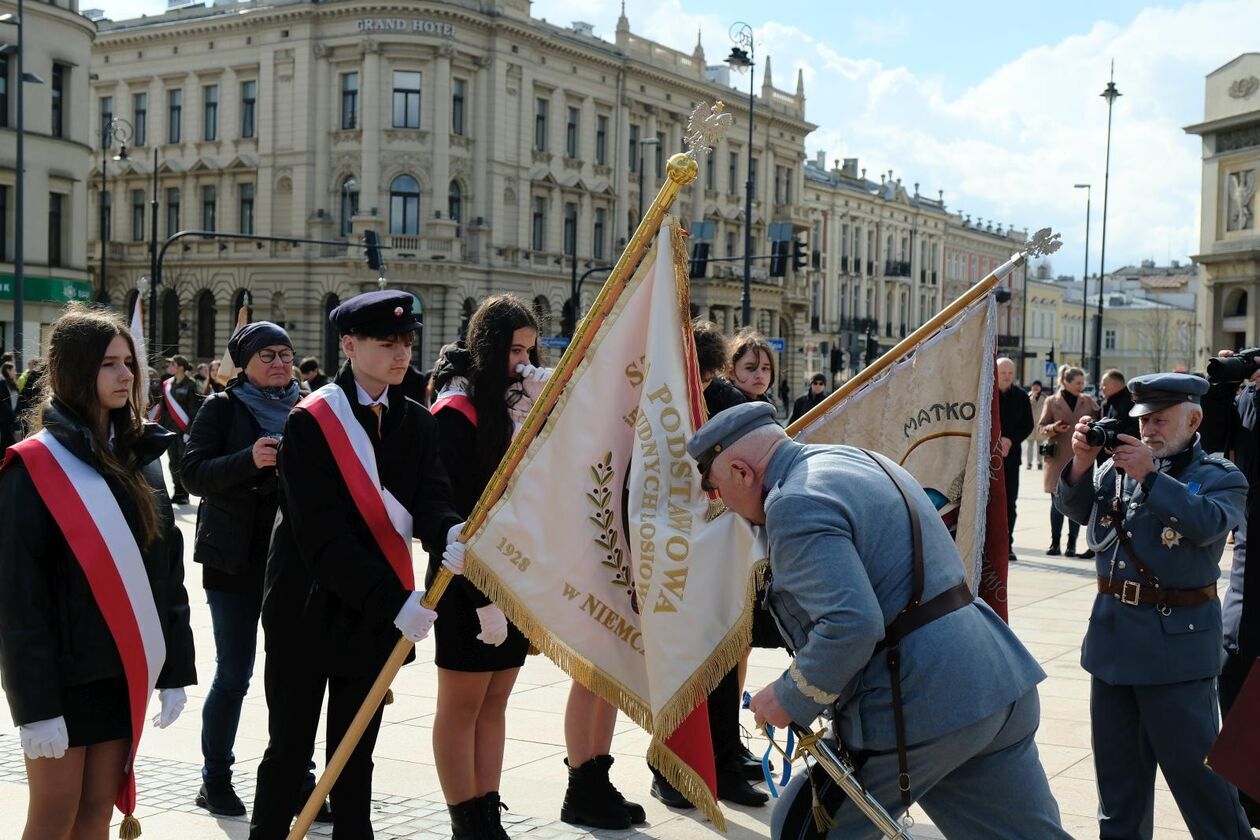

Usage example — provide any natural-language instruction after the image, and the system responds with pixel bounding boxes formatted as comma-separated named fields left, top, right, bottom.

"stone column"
left=360, top=40, right=382, bottom=217
left=471, top=55, right=490, bottom=230
left=432, top=47, right=453, bottom=219
left=310, top=44, right=331, bottom=233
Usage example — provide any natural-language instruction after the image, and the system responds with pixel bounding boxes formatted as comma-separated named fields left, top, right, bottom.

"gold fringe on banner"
left=648, top=737, right=727, bottom=831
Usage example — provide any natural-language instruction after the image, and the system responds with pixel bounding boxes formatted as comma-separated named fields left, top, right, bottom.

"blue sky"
left=93, top=0, right=1258, bottom=280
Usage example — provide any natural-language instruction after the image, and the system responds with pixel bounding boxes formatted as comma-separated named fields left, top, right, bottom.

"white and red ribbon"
left=160, top=378, right=190, bottom=432
left=1, top=430, right=166, bottom=820
left=298, top=384, right=415, bottom=588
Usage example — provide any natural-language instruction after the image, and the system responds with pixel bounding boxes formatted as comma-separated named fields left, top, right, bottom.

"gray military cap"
left=1128, top=372, right=1210, bottom=418
left=686, top=401, right=779, bottom=486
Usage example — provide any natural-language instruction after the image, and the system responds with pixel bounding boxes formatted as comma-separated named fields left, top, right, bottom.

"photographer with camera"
left=1056, top=372, right=1252, bottom=837
left=1206, top=348, right=1260, bottom=828
left=180, top=322, right=327, bottom=819
left=1037, top=366, right=1100, bottom=556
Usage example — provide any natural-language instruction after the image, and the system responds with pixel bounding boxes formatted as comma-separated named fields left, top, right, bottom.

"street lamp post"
left=636, top=137, right=660, bottom=228
left=727, top=22, right=755, bottom=328
left=1095, top=64, right=1121, bottom=387
left=1074, top=183, right=1091, bottom=369
left=98, top=118, right=132, bottom=308
left=148, top=147, right=160, bottom=352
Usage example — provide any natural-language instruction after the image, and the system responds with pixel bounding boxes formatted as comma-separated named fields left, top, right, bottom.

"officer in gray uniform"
left=687, top=402, right=1069, bottom=839
left=1056, top=372, right=1252, bottom=838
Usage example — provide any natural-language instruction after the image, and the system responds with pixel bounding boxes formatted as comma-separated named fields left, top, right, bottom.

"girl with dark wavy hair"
left=0, top=304, right=196, bottom=840
left=428, top=294, right=543, bottom=837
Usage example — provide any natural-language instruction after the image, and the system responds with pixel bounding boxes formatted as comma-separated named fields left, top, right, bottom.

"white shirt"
left=354, top=381, right=390, bottom=411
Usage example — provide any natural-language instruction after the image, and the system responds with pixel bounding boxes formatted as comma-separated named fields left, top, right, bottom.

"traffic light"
left=769, top=240, right=788, bottom=277
left=830, top=346, right=844, bottom=373
left=792, top=237, right=807, bottom=272
left=561, top=299, right=576, bottom=338
left=1046, top=347, right=1055, bottom=363
left=363, top=230, right=383, bottom=271
left=689, top=242, right=711, bottom=279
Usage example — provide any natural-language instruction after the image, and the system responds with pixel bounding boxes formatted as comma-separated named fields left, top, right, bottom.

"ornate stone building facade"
left=89, top=0, right=814, bottom=381
left=1187, top=53, right=1260, bottom=356
left=0, top=0, right=94, bottom=358
left=802, top=154, right=1026, bottom=384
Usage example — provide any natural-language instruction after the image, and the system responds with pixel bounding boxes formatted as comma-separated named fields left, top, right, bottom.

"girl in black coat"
left=428, top=296, right=540, bottom=832
left=0, top=305, right=195, bottom=840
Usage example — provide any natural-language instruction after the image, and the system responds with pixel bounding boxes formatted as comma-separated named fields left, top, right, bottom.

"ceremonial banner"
left=129, top=294, right=149, bottom=411
left=463, top=219, right=766, bottom=826
left=792, top=298, right=1003, bottom=604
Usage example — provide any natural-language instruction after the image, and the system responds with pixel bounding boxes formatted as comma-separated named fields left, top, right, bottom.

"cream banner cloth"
left=793, top=298, right=997, bottom=587
left=462, top=219, right=765, bottom=821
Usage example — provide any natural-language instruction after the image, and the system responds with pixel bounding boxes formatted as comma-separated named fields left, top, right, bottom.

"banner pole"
left=786, top=255, right=1023, bottom=438
left=286, top=152, right=701, bottom=840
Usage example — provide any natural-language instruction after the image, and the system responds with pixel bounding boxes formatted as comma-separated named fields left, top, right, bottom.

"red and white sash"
left=1, top=430, right=166, bottom=822
left=297, top=384, right=416, bottom=588
left=161, top=378, right=190, bottom=432
left=430, top=392, right=477, bottom=427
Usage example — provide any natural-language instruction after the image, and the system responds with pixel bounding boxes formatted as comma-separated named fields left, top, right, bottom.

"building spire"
left=692, top=27, right=705, bottom=64
left=761, top=54, right=774, bottom=98
left=795, top=67, right=805, bottom=101
left=615, top=1, right=629, bottom=46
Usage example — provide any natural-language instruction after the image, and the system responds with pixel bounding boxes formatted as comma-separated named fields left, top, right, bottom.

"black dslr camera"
left=1206, top=348, right=1260, bottom=384
left=1083, top=417, right=1122, bottom=450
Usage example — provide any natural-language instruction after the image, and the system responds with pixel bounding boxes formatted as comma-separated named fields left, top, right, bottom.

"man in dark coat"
left=789, top=373, right=828, bottom=423
left=996, top=357, right=1033, bottom=561
left=157, top=355, right=201, bottom=505
left=1098, top=369, right=1139, bottom=453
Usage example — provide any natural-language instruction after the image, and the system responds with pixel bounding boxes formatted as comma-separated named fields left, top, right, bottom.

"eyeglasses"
left=257, top=349, right=295, bottom=365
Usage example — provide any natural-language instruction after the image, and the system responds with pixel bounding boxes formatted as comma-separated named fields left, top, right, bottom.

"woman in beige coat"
left=1037, top=366, right=1100, bottom=556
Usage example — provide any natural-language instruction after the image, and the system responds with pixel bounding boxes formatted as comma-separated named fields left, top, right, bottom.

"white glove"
left=446, top=522, right=464, bottom=546
left=443, top=541, right=465, bottom=576
left=514, top=364, right=553, bottom=400
left=475, top=604, right=509, bottom=647
left=394, top=591, right=438, bottom=643
left=153, top=687, right=186, bottom=729
left=20, top=716, right=68, bottom=759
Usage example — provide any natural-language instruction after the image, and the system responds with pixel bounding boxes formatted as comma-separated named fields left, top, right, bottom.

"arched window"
left=390, top=175, right=421, bottom=235
left=161, top=288, right=180, bottom=356
left=448, top=181, right=463, bottom=238
left=196, top=290, right=217, bottom=359
left=322, top=293, right=341, bottom=373
left=340, top=176, right=359, bottom=237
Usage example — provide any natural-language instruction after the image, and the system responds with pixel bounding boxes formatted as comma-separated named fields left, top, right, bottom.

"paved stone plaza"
left=0, top=465, right=1227, bottom=839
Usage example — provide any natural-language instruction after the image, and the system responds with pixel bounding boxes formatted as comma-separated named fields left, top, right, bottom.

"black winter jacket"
left=0, top=401, right=197, bottom=725
left=181, top=380, right=279, bottom=596
left=263, top=365, right=462, bottom=676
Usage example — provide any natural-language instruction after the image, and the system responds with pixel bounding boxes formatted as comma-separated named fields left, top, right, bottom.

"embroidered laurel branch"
left=587, top=452, right=626, bottom=583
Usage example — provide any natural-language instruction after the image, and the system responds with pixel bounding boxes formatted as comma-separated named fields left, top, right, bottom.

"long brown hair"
left=465, top=294, right=540, bottom=476
left=727, top=328, right=777, bottom=396
left=32, top=304, right=161, bottom=545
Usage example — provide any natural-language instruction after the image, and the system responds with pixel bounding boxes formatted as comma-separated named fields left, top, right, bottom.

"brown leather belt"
left=1097, top=577, right=1216, bottom=608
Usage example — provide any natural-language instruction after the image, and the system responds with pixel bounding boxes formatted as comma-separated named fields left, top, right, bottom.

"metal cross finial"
left=1023, top=227, right=1063, bottom=259
left=684, top=100, right=734, bottom=160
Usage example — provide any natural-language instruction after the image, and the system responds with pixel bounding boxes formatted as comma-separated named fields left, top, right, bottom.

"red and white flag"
left=462, top=218, right=765, bottom=827
left=128, top=294, right=149, bottom=412
left=1, top=430, right=167, bottom=831
left=296, top=384, right=416, bottom=588
left=790, top=296, right=1011, bottom=619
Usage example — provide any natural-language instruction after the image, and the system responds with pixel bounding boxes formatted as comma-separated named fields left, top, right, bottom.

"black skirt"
left=433, top=585, right=529, bottom=673
left=64, top=676, right=132, bottom=747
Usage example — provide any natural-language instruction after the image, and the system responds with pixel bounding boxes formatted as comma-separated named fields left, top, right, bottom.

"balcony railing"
left=388, top=235, right=463, bottom=261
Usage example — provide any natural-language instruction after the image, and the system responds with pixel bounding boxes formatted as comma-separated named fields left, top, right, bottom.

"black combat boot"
left=560, top=758, right=632, bottom=830
left=476, top=792, right=510, bottom=840
left=447, top=798, right=484, bottom=840
left=195, top=779, right=246, bottom=817
left=594, top=754, right=646, bottom=824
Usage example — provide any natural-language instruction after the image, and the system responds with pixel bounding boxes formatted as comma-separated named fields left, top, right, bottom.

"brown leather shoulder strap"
left=862, top=449, right=924, bottom=610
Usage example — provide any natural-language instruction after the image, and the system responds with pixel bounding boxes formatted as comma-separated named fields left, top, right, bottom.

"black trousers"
left=1219, top=651, right=1260, bottom=828
left=248, top=633, right=386, bottom=840
left=650, top=664, right=741, bottom=785
left=1003, top=457, right=1020, bottom=548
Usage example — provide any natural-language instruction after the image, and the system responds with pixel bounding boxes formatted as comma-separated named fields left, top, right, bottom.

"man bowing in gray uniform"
left=688, top=402, right=1069, bottom=839
left=1057, top=372, right=1252, bottom=838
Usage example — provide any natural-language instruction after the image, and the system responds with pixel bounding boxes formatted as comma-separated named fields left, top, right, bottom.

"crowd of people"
left=1, top=293, right=1254, bottom=840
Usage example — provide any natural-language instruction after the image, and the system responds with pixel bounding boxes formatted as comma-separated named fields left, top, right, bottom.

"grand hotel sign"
left=357, top=18, right=457, bottom=37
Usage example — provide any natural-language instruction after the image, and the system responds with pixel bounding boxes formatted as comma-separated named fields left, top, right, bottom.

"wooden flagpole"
left=286, top=152, right=702, bottom=840
left=785, top=225, right=1062, bottom=438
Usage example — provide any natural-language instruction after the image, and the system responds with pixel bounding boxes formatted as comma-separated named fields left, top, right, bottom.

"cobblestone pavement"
left=0, top=460, right=1237, bottom=838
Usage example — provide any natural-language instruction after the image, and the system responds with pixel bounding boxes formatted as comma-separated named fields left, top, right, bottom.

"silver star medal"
left=1160, top=527, right=1181, bottom=549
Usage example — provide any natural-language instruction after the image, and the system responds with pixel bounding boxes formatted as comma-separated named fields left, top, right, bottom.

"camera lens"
left=1207, top=355, right=1259, bottom=384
